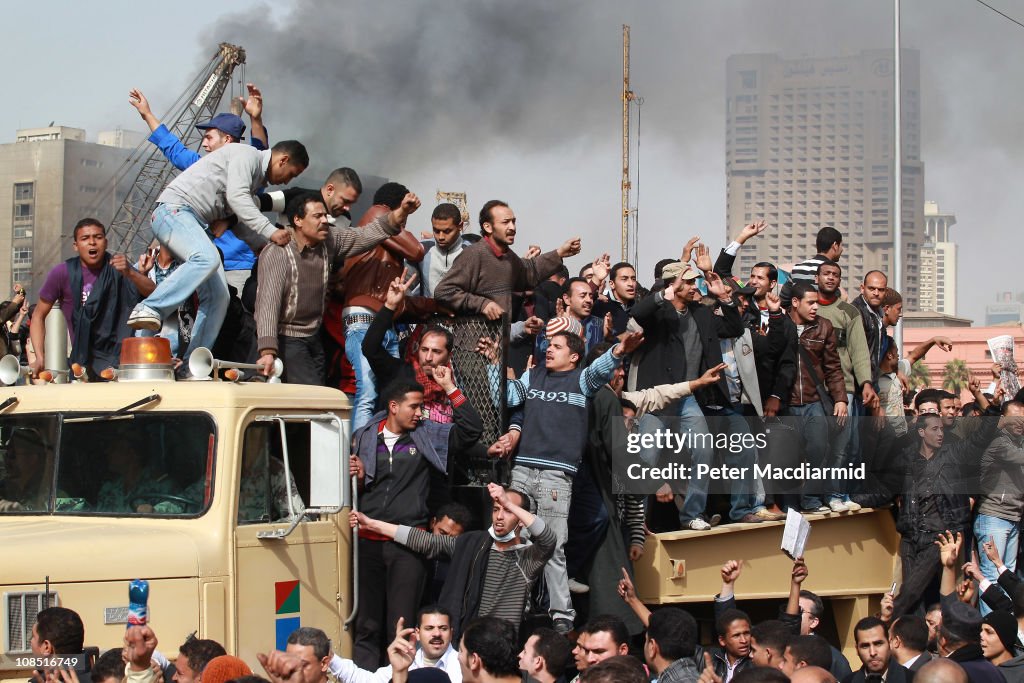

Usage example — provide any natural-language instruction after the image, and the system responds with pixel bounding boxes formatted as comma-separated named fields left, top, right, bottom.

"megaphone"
left=0, top=354, right=53, bottom=386
left=188, top=347, right=283, bottom=383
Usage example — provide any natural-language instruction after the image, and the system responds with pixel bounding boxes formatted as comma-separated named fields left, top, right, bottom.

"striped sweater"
left=396, top=518, right=556, bottom=630
left=254, top=214, right=400, bottom=353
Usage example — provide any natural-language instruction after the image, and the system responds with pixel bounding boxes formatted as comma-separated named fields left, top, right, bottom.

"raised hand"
left=766, top=291, right=781, bottom=312
left=721, top=560, right=742, bottom=585
left=557, top=237, right=582, bottom=258
left=616, top=331, right=645, bottom=356
left=694, top=243, right=713, bottom=273
left=738, top=220, right=768, bottom=243
left=618, top=566, right=638, bottom=602
left=386, top=617, right=417, bottom=677
left=681, top=236, right=701, bottom=264
left=591, top=253, right=611, bottom=283
left=932, top=336, right=953, bottom=352
left=243, top=83, right=263, bottom=119
left=983, top=540, right=1004, bottom=568
left=935, top=530, right=962, bottom=569
left=384, top=268, right=418, bottom=310
left=699, top=652, right=724, bottom=683
left=695, top=363, right=728, bottom=389
left=791, top=557, right=809, bottom=585
left=705, top=271, right=729, bottom=300
left=128, top=88, right=152, bottom=117
left=524, top=244, right=541, bottom=259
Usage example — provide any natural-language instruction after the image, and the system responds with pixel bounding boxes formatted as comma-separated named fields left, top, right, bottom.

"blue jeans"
left=145, top=204, right=228, bottom=360
left=826, top=392, right=855, bottom=501
left=974, top=513, right=1019, bottom=616
left=345, top=319, right=398, bottom=431
left=704, top=405, right=756, bottom=521
left=677, top=396, right=715, bottom=523
left=788, top=402, right=830, bottom=510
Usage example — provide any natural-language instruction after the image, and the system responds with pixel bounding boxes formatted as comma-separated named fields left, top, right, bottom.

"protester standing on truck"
left=129, top=85, right=268, bottom=295
left=348, top=367, right=482, bottom=669
left=30, top=218, right=154, bottom=378
left=125, top=138, right=309, bottom=367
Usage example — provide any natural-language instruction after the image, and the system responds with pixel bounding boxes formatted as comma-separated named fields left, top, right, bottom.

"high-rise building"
left=1, top=126, right=133, bottom=297
left=918, top=200, right=957, bottom=315
left=725, top=50, right=925, bottom=309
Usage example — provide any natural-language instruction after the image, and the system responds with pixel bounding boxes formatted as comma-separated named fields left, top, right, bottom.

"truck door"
left=233, top=414, right=353, bottom=664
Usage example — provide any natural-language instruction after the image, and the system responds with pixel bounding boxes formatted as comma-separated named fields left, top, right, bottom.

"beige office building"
left=725, top=50, right=925, bottom=309
left=918, top=200, right=957, bottom=315
left=0, top=126, right=134, bottom=298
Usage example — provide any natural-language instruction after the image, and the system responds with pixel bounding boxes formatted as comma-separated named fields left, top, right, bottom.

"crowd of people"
left=10, top=83, right=1024, bottom=683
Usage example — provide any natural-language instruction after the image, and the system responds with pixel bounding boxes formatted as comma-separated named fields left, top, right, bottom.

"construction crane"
left=104, top=43, right=247, bottom=256
left=621, top=25, right=641, bottom=263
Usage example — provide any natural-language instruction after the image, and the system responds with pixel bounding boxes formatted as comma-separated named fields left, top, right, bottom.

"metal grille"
left=433, top=315, right=508, bottom=485
left=5, top=592, right=58, bottom=654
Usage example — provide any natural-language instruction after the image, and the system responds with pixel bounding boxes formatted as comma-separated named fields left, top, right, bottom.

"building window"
left=12, top=268, right=31, bottom=287
left=80, top=158, right=100, bottom=168
left=740, top=70, right=758, bottom=89
left=13, top=226, right=33, bottom=239
left=12, top=247, right=32, bottom=266
left=14, top=182, right=33, bottom=201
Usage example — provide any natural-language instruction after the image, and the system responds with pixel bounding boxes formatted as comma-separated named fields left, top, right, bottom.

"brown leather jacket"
left=787, top=314, right=847, bottom=407
left=340, top=205, right=435, bottom=317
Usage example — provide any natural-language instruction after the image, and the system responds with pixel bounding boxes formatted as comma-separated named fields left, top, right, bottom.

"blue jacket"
left=147, top=124, right=264, bottom=271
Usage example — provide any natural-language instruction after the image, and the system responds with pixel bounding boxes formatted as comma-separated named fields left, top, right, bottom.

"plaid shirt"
left=659, top=657, right=701, bottom=683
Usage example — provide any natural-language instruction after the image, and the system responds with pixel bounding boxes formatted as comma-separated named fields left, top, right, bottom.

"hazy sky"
left=4, top=0, right=1022, bottom=322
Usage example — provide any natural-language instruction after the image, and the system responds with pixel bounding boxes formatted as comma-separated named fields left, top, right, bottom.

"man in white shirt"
left=329, top=607, right=462, bottom=683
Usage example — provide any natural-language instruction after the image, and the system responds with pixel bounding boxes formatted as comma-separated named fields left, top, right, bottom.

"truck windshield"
left=0, top=413, right=215, bottom=516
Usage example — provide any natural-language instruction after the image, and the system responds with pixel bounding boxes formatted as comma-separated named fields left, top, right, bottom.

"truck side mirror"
left=309, top=418, right=350, bottom=509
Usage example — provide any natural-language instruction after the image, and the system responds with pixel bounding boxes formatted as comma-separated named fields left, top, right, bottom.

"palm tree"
left=943, top=359, right=971, bottom=394
left=908, top=360, right=931, bottom=391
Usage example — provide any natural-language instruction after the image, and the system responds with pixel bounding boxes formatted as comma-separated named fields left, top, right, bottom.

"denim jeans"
left=345, top=319, right=398, bottom=431
left=512, top=465, right=575, bottom=622
left=974, top=513, right=1019, bottom=616
left=704, top=405, right=756, bottom=521
left=787, top=402, right=830, bottom=510
left=677, top=395, right=715, bottom=523
left=145, top=204, right=229, bottom=360
left=825, top=392, right=855, bottom=502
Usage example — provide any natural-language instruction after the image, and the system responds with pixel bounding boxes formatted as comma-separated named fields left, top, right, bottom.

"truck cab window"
left=0, top=421, right=58, bottom=513
left=55, top=414, right=216, bottom=516
left=238, top=422, right=308, bottom=524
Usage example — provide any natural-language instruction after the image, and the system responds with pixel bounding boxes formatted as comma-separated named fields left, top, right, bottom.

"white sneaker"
left=686, top=518, right=712, bottom=531
left=828, top=499, right=849, bottom=513
left=568, top=579, right=590, bottom=594
left=844, top=500, right=862, bottom=512
left=127, top=305, right=162, bottom=332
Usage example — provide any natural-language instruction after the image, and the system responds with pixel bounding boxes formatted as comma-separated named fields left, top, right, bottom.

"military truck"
left=0, top=338, right=356, bottom=679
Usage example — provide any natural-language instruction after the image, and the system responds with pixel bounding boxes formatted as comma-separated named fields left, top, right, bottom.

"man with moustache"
left=254, top=192, right=422, bottom=384
left=841, top=617, right=911, bottom=683
left=433, top=200, right=581, bottom=320
left=593, top=261, right=638, bottom=336
left=328, top=606, right=462, bottom=682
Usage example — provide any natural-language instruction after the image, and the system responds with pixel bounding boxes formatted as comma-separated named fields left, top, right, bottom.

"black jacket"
left=851, top=295, right=884, bottom=383
left=895, top=415, right=999, bottom=537
left=712, top=248, right=797, bottom=403
left=842, top=661, right=913, bottom=683
left=947, top=643, right=1006, bottom=683
left=628, top=291, right=744, bottom=408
